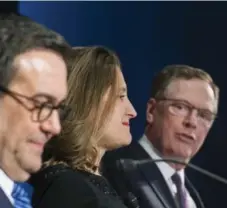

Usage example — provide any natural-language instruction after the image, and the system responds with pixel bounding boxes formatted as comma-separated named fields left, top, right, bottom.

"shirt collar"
left=0, top=168, right=14, bottom=198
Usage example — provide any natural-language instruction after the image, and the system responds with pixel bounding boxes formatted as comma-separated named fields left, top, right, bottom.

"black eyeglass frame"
left=0, top=85, right=70, bottom=122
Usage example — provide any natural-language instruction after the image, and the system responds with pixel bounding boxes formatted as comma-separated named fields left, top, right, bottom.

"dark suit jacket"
left=102, top=141, right=205, bottom=208
left=0, top=187, right=13, bottom=208
left=30, top=164, right=127, bottom=208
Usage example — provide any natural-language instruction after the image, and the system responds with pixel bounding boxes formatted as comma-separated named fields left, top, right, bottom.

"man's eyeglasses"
left=156, top=98, right=217, bottom=126
left=0, top=85, right=70, bottom=122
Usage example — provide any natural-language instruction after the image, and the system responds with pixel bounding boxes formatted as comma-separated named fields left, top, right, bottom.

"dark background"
left=2, top=1, right=227, bottom=207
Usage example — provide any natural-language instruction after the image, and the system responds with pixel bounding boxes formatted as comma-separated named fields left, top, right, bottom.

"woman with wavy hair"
left=30, top=46, right=137, bottom=208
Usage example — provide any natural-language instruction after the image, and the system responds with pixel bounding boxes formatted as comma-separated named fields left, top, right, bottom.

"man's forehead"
left=165, top=79, right=213, bottom=95
left=165, top=79, right=216, bottom=109
left=11, top=49, right=67, bottom=103
left=14, top=49, right=64, bottom=70
left=15, top=56, right=48, bottom=74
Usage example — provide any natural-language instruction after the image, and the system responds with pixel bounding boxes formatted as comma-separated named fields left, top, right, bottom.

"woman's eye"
left=119, top=95, right=126, bottom=100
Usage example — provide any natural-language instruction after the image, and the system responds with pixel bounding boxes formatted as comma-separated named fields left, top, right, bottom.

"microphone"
left=115, top=159, right=140, bottom=208
left=125, top=192, right=140, bottom=208
left=147, top=158, right=227, bottom=185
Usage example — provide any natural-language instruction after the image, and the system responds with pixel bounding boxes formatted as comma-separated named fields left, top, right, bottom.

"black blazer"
left=102, top=141, right=205, bottom=208
left=0, top=187, right=13, bottom=208
left=30, top=164, right=127, bottom=208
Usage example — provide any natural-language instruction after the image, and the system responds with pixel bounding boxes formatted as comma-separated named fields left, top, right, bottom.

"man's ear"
left=146, top=98, right=156, bottom=125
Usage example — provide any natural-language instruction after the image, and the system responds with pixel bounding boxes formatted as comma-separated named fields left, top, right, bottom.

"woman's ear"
left=146, top=98, right=156, bottom=125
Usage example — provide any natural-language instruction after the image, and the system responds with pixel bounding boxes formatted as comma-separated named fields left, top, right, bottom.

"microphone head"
left=125, top=192, right=139, bottom=208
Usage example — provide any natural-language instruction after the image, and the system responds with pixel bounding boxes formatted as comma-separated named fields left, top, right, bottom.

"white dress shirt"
left=138, top=134, right=197, bottom=208
left=0, top=168, right=14, bottom=205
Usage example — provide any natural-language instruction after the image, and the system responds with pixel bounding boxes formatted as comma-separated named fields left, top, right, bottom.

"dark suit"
left=0, top=187, right=13, bottom=208
left=102, top=141, right=204, bottom=208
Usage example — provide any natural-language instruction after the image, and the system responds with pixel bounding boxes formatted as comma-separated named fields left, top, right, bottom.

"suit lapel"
left=124, top=141, right=151, bottom=160
left=127, top=142, right=178, bottom=208
left=0, top=187, right=13, bottom=208
left=137, top=160, right=178, bottom=208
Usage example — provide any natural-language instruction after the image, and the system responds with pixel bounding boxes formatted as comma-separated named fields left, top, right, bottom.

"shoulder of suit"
left=103, top=142, right=140, bottom=161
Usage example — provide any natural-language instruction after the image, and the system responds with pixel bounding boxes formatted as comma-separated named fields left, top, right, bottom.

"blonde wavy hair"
left=44, top=46, right=121, bottom=173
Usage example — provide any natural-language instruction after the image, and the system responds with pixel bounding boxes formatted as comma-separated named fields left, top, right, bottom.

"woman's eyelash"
left=119, top=95, right=126, bottom=99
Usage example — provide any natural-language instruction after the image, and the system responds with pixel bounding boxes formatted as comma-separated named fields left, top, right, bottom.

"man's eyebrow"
left=32, top=93, right=67, bottom=104
left=32, top=93, right=56, bottom=101
left=175, top=98, right=214, bottom=112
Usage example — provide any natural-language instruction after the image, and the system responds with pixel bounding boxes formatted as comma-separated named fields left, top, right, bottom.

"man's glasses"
left=156, top=98, right=217, bottom=126
left=0, top=85, right=70, bottom=122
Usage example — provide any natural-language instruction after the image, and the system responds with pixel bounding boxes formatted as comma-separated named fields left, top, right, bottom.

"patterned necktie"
left=12, top=182, right=33, bottom=208
left=171, top=173, right=187, bottom=208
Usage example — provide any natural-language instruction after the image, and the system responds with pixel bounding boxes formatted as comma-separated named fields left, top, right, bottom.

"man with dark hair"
left=0, top=13, right=70, bottom=207
left=103, top=65, right=219, bottom=208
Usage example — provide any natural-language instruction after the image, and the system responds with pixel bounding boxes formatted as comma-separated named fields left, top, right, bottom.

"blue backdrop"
left=19, top=2, right=227, bottom=207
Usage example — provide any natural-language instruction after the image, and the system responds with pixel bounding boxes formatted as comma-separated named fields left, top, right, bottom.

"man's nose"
left=40, top=110, right=62, bottom=139
left=183, top=109, right=198, bottom=129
